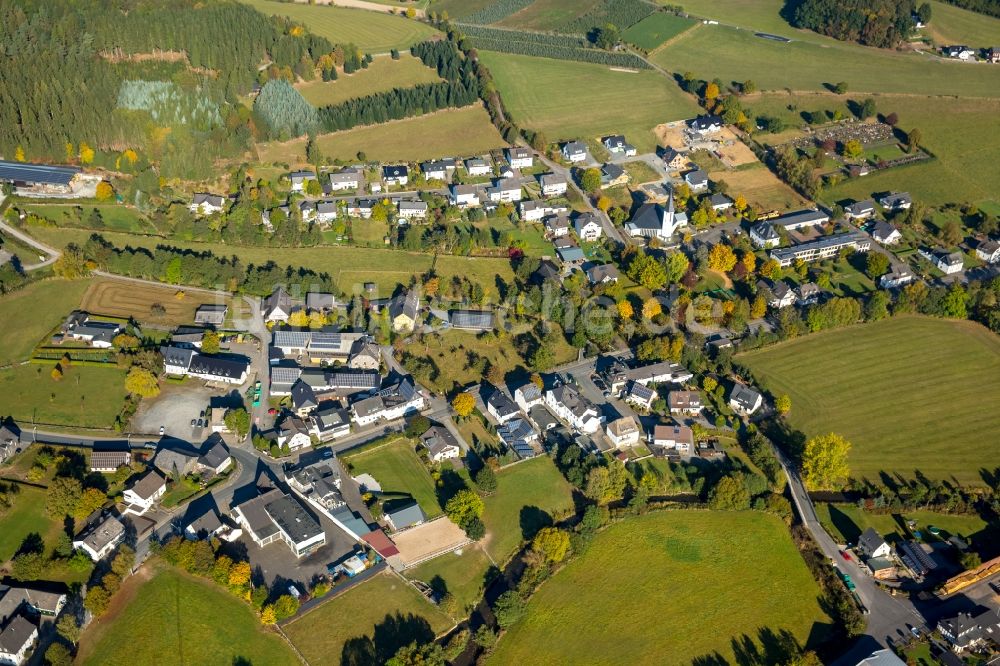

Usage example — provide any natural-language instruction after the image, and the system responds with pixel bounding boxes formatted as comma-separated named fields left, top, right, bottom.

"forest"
left=940, top=0, right=1000, bottom=17
left=788, top=0, right=918, bottom=47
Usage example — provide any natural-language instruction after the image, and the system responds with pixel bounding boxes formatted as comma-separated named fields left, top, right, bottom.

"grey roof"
left=75, top=514, right=125, bottom=554
left=421, top=425, right=460, bottom=458
left=507, top=147, right=531, bottom=159
left=487, top=388, right=518, bottom=418
left=187, top=354, right=249, bottom=380
left=601, top=163, right=625, bottom=181
left=628, top=202, right=667, bottom=231
left=627, top=381, right=657, bottom=402
left=313, top=406, right=350, bottom=433
left=451, top=183, right=482, bottom=196
left=329, top=168, right=362, bottom=184
left=389, top=289, right=420, bottom=322
left=871, top=220, right=899, bottom=241
left=585, top=263, right=620, bottom=284
left=528, top=404, right=558, bottom=430
left=291, top=380, right=318, bottom=410
left=0, top=160, right=80, bottom=186
left=751, top=222, right=780, bottom=242
left=858, top=527, right=887, bottom=554
left=271, top=365, right=302, bottom=386
left=385, top=501, right=426, bottom=530
left=770, top=232, right=870, bottom=263
left=263, top=286, right=292, bottom=317
left=90, top=450, right=130, bottom=470
left=186, top=509, right=223, bottom=537
left=352, top=395, right=385, bottom=419
left=421, top=160, right=452, bottom=174
left=603, top=134, right=626, bottom=148
left=549, top=384, right=596, bottom=419
left=562, top=141, right=587, bottom=154
left=316, top=201, right=337, bottom=215
left=0, top=614, right=36, bottom=655
left=878, top=191, right=912, bottom=208
left=450, top=310, right=494, bottom=330
left=273, top=330, right=311, bottom=349
left=539, top=173, right=566, bottom=187
left=306, top=292, right=336, bottom=310
left=774, top=208, right=829, bottom=229
left=846, top=199, right=876, bottom=215
left=289, top=170, right=315, bottom=182
left=153, top=446, right=200, bottom=475
left=398, top=200, right=428, bottom=212
left=684, top=169, right=708, bottom=185
left=465, top=157, right=489, bottom=169
left=301, top=369, right=382, bottom=391
left=127, top=470, right=165, bottom=501
left=708, top=193, right=732, bottom=207
left=729, top=383, right=761, bottom=409
left=235, top=489, right=283, bottom=540
left=197, top=440, right=230, bottom=469
left=516, top=383, right=542, bottom=402
left=265, top=495, right=323, bottom=543
left=192, top=192, right=225, bottom=208
left=194, top=304, right=227, bottom=325
left=497, top=417, right=536, bottom=445
left=856, top=650, right=907, bottom=666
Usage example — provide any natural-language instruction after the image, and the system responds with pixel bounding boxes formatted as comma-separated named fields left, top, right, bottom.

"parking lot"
left=240, top=510, right=357, bottom=587
left=132, top=383, right=219, bottom=437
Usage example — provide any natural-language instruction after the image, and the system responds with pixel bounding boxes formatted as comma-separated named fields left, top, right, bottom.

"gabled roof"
left=487, top=387, right=519, bottom=417
left=291, top=379, right=318, bottom=410
left=127, top=470, right=165, bottom=500
left=450, top=310, right=494, bottom=330
left=562, top=140, right=587, bottom=154
left=684, top=169, right=708, bottom=185
left=0, top=614, right=36, bottom=654
left=846, top=199, right=875, bottom=215
left=382, top=165, right=408, bottom=179
left=421, top=425, right=460, bottom=457
left=858, top=527, right=887, bottom=553
left=729, top=383, right=761, bottom=409
left=385, top=501, right=426, bottom=529
left=689, top=114, right=723, bottom=130
left=585, top=263, right=619, bottom=284
left=539, top=173, right=566, bottom=187
left=872, top=220, right=899, bottom=241
left=198, top=439, right=231, bottom=469
left=263, top=286, right=292, bottom=317
left=389, top=289, right=420, bottom=322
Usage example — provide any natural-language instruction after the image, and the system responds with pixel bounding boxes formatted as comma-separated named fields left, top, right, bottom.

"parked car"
left=190, top=419, right=197, bottom=427
left=159, top=426, right=165, bottom=435
left=840, top=550, right=852, bottom=561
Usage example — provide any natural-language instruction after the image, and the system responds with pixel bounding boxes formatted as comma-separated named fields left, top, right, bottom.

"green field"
left=479, top=51, right=701, bottom=152
left=21, top=203, right=153, bottom=234
left=489, top=511, right=832, bottom=665
left=0, top=486, right=62, bottom=562
left=0, top=278, right=92, bottom=365
left=283, top=571, right=452, bottom=665
left=260, top=104, right=506, bottom=165
left=482, top=456, right=576, bottom=563
left=405, top=544, right=495, bottom=615
left=623, top=12, right=696, bottom=50
left=238, top=0, right=439, bottom=51
left=496, top=0, right=600, bottom=31
left=653, top=23, right=1000, bottom=97
left=0, top=364, right=127, bottom=429
left=924, top=1, right=1000, bottom=48
left=297, top=55, right=442, bottom=107
left=343, top=437, right=442, bottom=519
left=816, top=502, right=988, bottom=546
left=77, top=564, right=297, bottom=665
left=738, top=316, right=1000, bottom=484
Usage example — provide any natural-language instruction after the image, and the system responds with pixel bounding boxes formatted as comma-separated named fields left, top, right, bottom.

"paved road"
left=532, top=149, right=626, bottom=246
left=0, top=217, right=61, bottom=270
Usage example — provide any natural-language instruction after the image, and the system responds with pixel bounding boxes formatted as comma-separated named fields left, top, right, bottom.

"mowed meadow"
left=738, top=316, right=1000, bottom=484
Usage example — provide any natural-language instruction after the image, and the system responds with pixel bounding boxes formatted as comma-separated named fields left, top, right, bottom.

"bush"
left=493, top=590, right=526, bottom=629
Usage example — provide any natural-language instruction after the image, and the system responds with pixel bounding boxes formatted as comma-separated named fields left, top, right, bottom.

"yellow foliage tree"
left=704, top=82, right=720, bottom=101
left=423, top=276, right=440, bottom=297
left=802, top=433, right=852, bottom=490
left=596, top=195, right=611, bottom=212
left=741, top=251, right=757, bottom=274
left=260, top=605, right=277, bottom=625
left=616, top=299, right=634, bottom=320
left=406, top=7, right=416, bottom=17
left=287, top=310, right=309, bottom=327
left=452, top=392, right=475, bottom=417
left=642, top=298, right=661, bottom=319
left=65, top=143, right=75, bottom=162
left=50, top=366, right=63, bottom=381
left=750, top=294, right=767, bottom=319
left=734, top=194, right=748, bottom=213
left=14, top=146, right=25, bottom=162
left=95, top=182, right=114, bottom=201
left=707, top=244, right=738, bottom=272
left=79, top=142, right=94, bottom=164
left=228, top=561, right=251, bottom=588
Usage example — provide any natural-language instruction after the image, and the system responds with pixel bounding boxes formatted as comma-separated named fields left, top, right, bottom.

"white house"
left=160, top=346, right=249, bottom=385
left=605, top=416, right=641, bottom=448
left=262, top=286, right=293, bottom=322
left=0, top=615, right=37, bottom=666
left=651, top=424, right=694, bottom=454
left=233, top=490, right=326, bottom=558
left=288, top=171, right=315, bottom=193
left=689, top=115, right=723, bottom=135
left=486, top=388, right=520, bottom=424
left=277, top=416, right=313, bottom=452
left=382, top=165, right=409, bottom=186
left=871, top=220, right=902, bottom=245
left=351, top=377, right=424, bottom=426
left=623, top=381, right=656, bottom=410
left=545, top=216, right=570, bottom=238
left=757, top=279, right=796, bottom=309
left=189, top=192, right=226, bottom=216
left=506, top=147, right=533, bottom=169
left=520, top=200, right=567, bottom=222
left=197, top=439, right=232, bottom=475
left=879, top=269, right=914, bottom=289
left=73, top=514, right=126, bottom=561
left=539, top=173, right=568, bottom=197
left=920, top=248, right=964, bottom=274
left=878, top=192, right=912, bottom=211
left=574, top=213, right=602, bottom=241
left=625, top=190, right=688, bottom=242
left=975, top=239, right=1000, bottom=264
left=450, top=184, right=481, bottom=208
left=684, top=169, right=709, bottom=191
left=728, top=383, right=763, bottom=415
left=315, top=201, right=337, bottom=224
left=602, top=135, right=636, bottom=156
left=420, top=425, right=461, bottom=462
left=329, top=168, right=362, bottom=191
left=465, top=157, right=491, bottom=176
left=122, top=470, right=166, bottom=516
left=62, top=312, right=123, bottom=349
left=750, top=222, right=780, bottom=249
left=421, top=160, right=452, bottom=181
left=545, top=384, right=602, bottom=433
left=857, top=527, right=892, bottom=559
left=397, top=200, right=428, bottom=220
left=943, top=45, right=976, bottom=60
left=514, top=383, right=543, bottom=412
left=487, top=178, right=522, bottom=203
left=668, top=390, right=703, bottom=415
left=844, top=199, right=876, bottom=220
left=561, top=141, right=588, bottom=163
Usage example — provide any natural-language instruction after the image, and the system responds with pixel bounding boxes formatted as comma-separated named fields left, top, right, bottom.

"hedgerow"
left=460, top=25, right=589, bottom=48
left=467, top=34, right=650, bottom=69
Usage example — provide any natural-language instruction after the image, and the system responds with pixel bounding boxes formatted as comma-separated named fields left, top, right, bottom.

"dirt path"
left=306, top=0, right=425, bottom=17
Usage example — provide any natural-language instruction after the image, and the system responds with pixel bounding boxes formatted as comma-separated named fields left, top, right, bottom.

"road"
left=0, top=217, right=61, bottom=270
left=532, top=148, right=626, bottom=246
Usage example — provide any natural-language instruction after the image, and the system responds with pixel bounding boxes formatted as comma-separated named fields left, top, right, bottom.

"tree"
left=833, top=81, right=848, bottom=94
left=224, top=407, right=251, bottom=439
left=596, top=195, right=611, bottom=212
left=451, top=392, right=475, bottom=417
left=532, top=527, right=570, bottom=563
left=387, top=641, right=445, bottom=666
left=742, top=79, right=756, bottom=94
left=11, top=551, right=44, bottom=580
left=493, top=590, right=526, bottom=629
left=616, top=299, right=634, bottom=320
left=707, top=244, right=738, bottom=272
left=580, top=168, right=601, bottom=193
left=865, top=251, right=890, bottom=278
left=859, top=98, right=876, bottom=119
left=75, top=487, right=107, bottom=519
left=200, top=330, right=221, bottom=355
left=228, top=561, right=251, bottom=588
left=703, top=376, right=718, bottom=392
left=592, top=23, right=620, bottom=50
left=775, top=394, right=792, bottom=415
left=529, top=373, right=544, bottom=390
left=917, top=2, right=932, bottom=24
left=704, top=82, right=720, bottom=101
left=444, top=489, right=484, bottom=527
left=79, top=142, right=95, bottom=164
left=884, top=112, right=899, bottom=126
left=642, top=298, right=662, bottom=319
left=959, top=551, right=982, bottom=570
left=287, top=310, right=309, bottom=327
left=474, top=465, right=497, bottom=493
left=750, top=294, right=767, bottom=319
left=584, top=462, right=629, bottom=505
left=56, top=615, right=81, bottom=645
left=272, top=594, right=299, bottom=620
left=260, top=605, right=277, bottom=625
left=95, top=181, right=114, bottom=201
left=801, top=433, right=852, bottom=490
left=84, top=585, right=110, bottom=617
left=125, top=367, right=160, bottom=398
left=46, top=477, right=83, bottom=518
left=45, top=643, right=73, bottom=666
left=841, top=139, right=863, bottom=160
left=709, top=475, right=751, bottom=510
left=14, top=145, right=25, bottom=162
left=404, top=415, right=430, bottom=437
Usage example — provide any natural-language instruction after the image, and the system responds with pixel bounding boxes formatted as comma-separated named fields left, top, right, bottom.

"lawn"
left=816, top=502, right=988, bottom=547
left=405, top=543, right=495, bottom=616
left=496, top=0, right=601, bottom=31
left=0, top=364, right=128, bottom=429
left=623, top=12, right=696, bottom=50
left=259, top=105, right=506, bottom=165
left=238, top=0, right=439, bottom=51
left=77, top=563, right=297, bottom=665
left=924, top=1, right=1000, bottom=48
left=622, top=160, right=662, bottom=185
left=654, top=0, right=822, bottom=41
left=81, top=277, right=233, bottom=328
left=342, top=437, right=443, bottom=518
left=283, top=570, right=452, bottom=666
left=481, top=456, right=576, bottom=563
left=20, top=203, right=154, bottom=234
left=737, top=315, right=1000, bottom=484
left=489, top=510, right=832, bottom=665
left=296, top=55, right=442, bottom=107
left=709, top=163, right=810, bottom=213
left=479, top=51, right=701, bottom=153
left=0, top=278, right=92, bottom=365
left=0, top=486, right=64, bottom=562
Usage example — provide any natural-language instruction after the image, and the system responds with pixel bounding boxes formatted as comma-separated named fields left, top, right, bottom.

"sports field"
left=923, top=1, right=1000, bottom=48
left=738, top=316, right=1000, bottom=484
left=489, top=511, right=831, bottom=665
left=0, top=278, right=92, bottom=365
left=342, top=436, right=442, bottom=519
left=238, top=0, right=439, bottom=51
left=0, top=364, right=128, bottom=429
left=81, top=278, right=232, bottom=327
left=283, top=570, right=452, bottom=665
left=77, top=564, right=297, bottom=665
left=259, top=105, right=506, bottom=165
left=297, top=55, right=442, bottom=107
left=623, top=12, right=696, bottom=50
left=478, top=51, right=701, bottom=152
left=496, top=0, right=601, bottom=31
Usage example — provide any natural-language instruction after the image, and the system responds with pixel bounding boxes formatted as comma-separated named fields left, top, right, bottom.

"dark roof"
left=0, top=160, right=80, bottom=186
left=585, top=263, right=619, bottom=283
left=487, top=387, right=519, bottom=417
left=265, top=494, right=324, bottom=543
left=187, top=354, right=249, bottom=380
left=90, top=450, right=129, bottom=470
left=0, top=614, right=36, bottom=654
left=689, top=115, right=723, bottom=130
left=385, top=501, right=426, bottom=529
left=127, top=470, right=165, bottom=501
left=450, top=310, right=494, bottom=330
left=194, top=304, right=227, bottom=325
left=628, top=203, right=666, bottom=231
left=382, top=165, right=409, bottom=179
left=198, top=439, right=230, bottom=469
left=871, top=220, right=899, bottom=241
left=291, top=379, right=318, bottom=410
left=263, top=286, right=292, bottom=317
left=601, top=163, right=625, bottom=180
left=846, top=199, right=875, bottom=215
left=186, top=509, right=222, bottom=536
left=421, top=425, right=460, bottom=457
left=708, top=193, right=732, bottom=207
left=684, top=169, right=708, bottom=185
left=729, top=383, right=761, bottom=409
left=858, top=527, right=887, bottom=553
left=305, top=292, right=336, bottom=310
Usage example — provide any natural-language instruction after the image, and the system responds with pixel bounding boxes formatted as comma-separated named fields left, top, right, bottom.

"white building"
left=329, top=168, right=362, bottom=191
left=514, top=383, right=543, bottom=412
left=728, top=383, right=763, bottom=415
left=450, top=184, right=481, bottom=208
left=122, top=470, right=166, bottom=516
left=539, top=173, right=568, bottom=197
left=625, top=190, right=688, bottom=242
left=73, top=514, right=126, bottom=561
left=486, top=178, right=522, bottom=203
left=506, top=147, right=533, bottom=169
left=189, top=192, right=225, bottom=216
left=465, top=157, right=491, bottom=176
left=232, top=490, right=326, bottom=558
left=750, top=222, right=781, bottom=249
left=486, top=388, right=520, bottom=424
left=561, top=141, right=587, bottom=163
left=651, top=424, right=694, bottom=454
left=0, top=615, right=37, bottom=666
left=545, top=384, right=602, bottom=433
left=574, top=213, right=603, bottom=241
left=605, top=416, right=641, bottom=448
left=397, top=200, right=428, bottom=220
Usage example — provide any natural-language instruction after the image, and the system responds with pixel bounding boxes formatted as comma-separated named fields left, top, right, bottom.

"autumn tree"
left=444, top=489, right=484, bottom=528
left=200, top=331, right=221, bottom=355
left=79, top=142, right=95, bottom=164
left=616, top=299, right=634, bottom=320
left=841, top=140, right=863, bottom=160
left=707, top=244, right=738, bottom=272
left=865, top=252, right=890, bottom=279
left=532, top=527, right=570, bottom=563
left=596, top=195, right=611, bottom=212
left=801, top=433, right=851, bottom=490
left=529, top=373, right=544, bottom=390
left=451, top=392, right=475, bottom=417
left=775, top=394, right=792, bottom=415
left=642, top=298, right=662, bottom=319
left=14, top=145, right=26, bottom=161
left=75, top=487, right=107, bottom=519
left=704, top=82, right=720, bottom=101
left=584, top=461, right=629, bottom=505
left=750, top=294, right=767, bottom=319
left=287, top=310, right=309, bottom=327
left=125, top=367, right=160, bottom=398
left=708, top=474, right=750, bottom=510
left=580, top=168, right=602, bottom=193
left=95, top=181, right=114, bottom=201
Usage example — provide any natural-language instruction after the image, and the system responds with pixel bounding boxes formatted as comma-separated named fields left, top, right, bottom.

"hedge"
left=467, top=34, right=651, bottom=69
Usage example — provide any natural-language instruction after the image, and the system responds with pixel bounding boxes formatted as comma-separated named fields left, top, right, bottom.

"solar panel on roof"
left=0, top=160, right=81, bottom=186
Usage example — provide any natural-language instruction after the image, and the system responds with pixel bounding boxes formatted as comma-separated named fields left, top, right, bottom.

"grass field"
left=479, top=51, right=701, bottom=152
left=709, top=163, right=810, bottom=212
left=489, top=511, right=832, bottom=665
left=283, top=570, right=452, bottom=665
left=482, top=456, right=576, bottom=563
left=655, top=0, right=819, bottom=40
left=297, top=55, right=442, bottom=107
left=496, top=0, right=600, bottom=31
left=623, top=12, right=696, bottom=50
left=77, top=563, right=297, bottom=665
left=0, top=364, right=127, bottom=429
left=20, top=203, right=154, bottom=234
left=0, top=486, right=63, bottom=562
left=405, top=543, right=495, bottom=616
left=259, top=105, right=506, bottom=165
left=429, top=0, right=495, bottom=19
left=816, top=502, right=988, bottom=546
left=81, top=278, right=232, bottom=327
left=238, top=0, right=438, bottom=51
left=924, top=1, right=1000, bottom=48
left=0, top=279, right=92, bottom=365
left=343, top=437, right=442, bottom=519
left=653, top=23, right=1000, bottom=98
left=738, top=316, right=1000, bottom=484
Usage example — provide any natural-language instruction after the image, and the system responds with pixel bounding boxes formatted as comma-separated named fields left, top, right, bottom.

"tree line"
left=788, top=0, right=922, bottom=47
left=938, top=0, right=1000, bottom=17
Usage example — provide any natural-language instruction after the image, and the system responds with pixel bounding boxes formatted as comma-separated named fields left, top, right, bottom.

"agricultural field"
left=922, top=1, right=1000, bottom=48
left=81, top=278, right=233, bottom=328
left=19, top=203, right=154, bottom=234
left=296, top=55, right=442, bottom=107
left=283, top=570, right=453, bottom=665
left=816, top=503, right=989, bottom=547
left=0, top=278, right=92, bottom=365
left=655, top=0, right=830, bottom=43
left=709, top=163, right=810, bottom=213
left=0, top=364, right=128, bottom=429
left=496, top=0, right=601, bottom=31
left=479, top=51, right=700, bottom=153
left=428, top=0, right=496, bottom=20
left=342, top=436, right=443, bottom=519
left=489, top=511, right=832, bottom=665
left=259, top=105, right=506, bottom=166
left=623, top=12, right=696, bottom=51
left=405, top=543, right=495, bottom=616
left=738, top=316, right=1000, bottom=484
left=76, top=563, right=298, bottom=665
left=238, top=0, right=439, bottom=51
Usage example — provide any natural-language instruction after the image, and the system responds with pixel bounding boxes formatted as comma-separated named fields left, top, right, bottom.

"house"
left=329, top=167, right=362, bottom=191
left=421, top=425, right=461, bottom=462
left=844, top=199, right=876, bottom=220
left=310, top=405, right=351, bottom=441
left=161, top=345, right=249, bottom=384
left=554, top=237, right=586, bottom=265
left=0, top=615, right=37, bottom=666
left=920, top=248, right=964, bottom=274
left=315, top=200, right=338, bottom=224
left=233, top=489, right=326, bottom=557
left=350, top=376, right=424, bottom=426
left=651, top=424, right=694, bottom=454
left=382, top=165, right=409, bottom=186
left=73, top=513, right=126, bottom=561
left=528, top=404, right=558, bottom=432
left=856, top=527, right=892, bottom=559
left=623, top=381, right=657, bottom=410
left=291, top=379, right=318, bottom=417
left=507, top=147, right=533, bottom=169
left=880, top=269, right=914, bottom=289
left=514, top=383, right=543, bottom=412
left=397, top=200, right=428, bottom=220
left=574, top=213, right=603, bottom=241
left=796, top=282, right=821, bottom=305
left=271, top=329, right=367, bottom=362
left=728, top=383, right=763, bottom=415
left=449, top=310, right=495, bottom=331
left=684, top=169, right=708, bottom=191
left=943, top=45, right=975, bottom=60
left=989, top=47, right=1000, bottom=63
left=449, top=184, right=481, bottom=208
left=520, top=200, right=568, bottom=221
left=90, top=449, right=131, bottom=473
left=532, top=259, right=562, bottom=285
left=486, top=178, right=522, bottom=203
left=277, top=416, right=313, bottom=452
left=662, top=147, right=689, bottom=171
left=757, top=279, right=796, bottom=309
left=421, top=160, right=453, bottom=181
left=486, top=387, right=520, bottom=424
left=153, top=444, right=201, bottom=477
left=770, top=232, right=871, bottom=267
left=122, top=470, right=166, bottom=516
left=184, top=508, right=225, bottom=540
left=975, top=239, right=1000, bottom=264
left=668, top=390, right=703, bottom=415
left=605, top=416, right=641, bottom=448
left=0, top=421, right=22, bottom=465
left=606, top=359, right=693, bottom=393
left=625, top=190, right=688, bottom=242
left=285, top=457, right=345, bottom=510
left=708, top=193, right=733, bottom=211
left=288, top=170, right=315, bottom=193
left=465, top=157, right=491, bottom=176
left=389, top=289, right=420, bottom=332
left=938, top=608, right=1000, bottom=652
left=878, top=191, right=912, bottom=211
left=774, top=209, right=829, bottom=232
left=189, top=192, right=226, bottom=216
left=169, top=325, right=209, bottom=349
left=497, top=417, right=539, bottom=458
left=305, top=292, right=337, bottom=313
left=197, top=438, right=232, bottom=475
left=61, top=311, right=123, bottom=348
left=749, top=222, right=781, bottom=249
left=544, top=216, right=570, bottom=238
left=539, top=173, right=568, bottom=197
left=498, top=164, right=515, bottom=179
left=194, top=303, right=227, bottom=326
left=545, top=384, right=602, bottom=433
left=261, top=205, right=290, bottom=231
left=871, top=220, right=902, bottom=245
left=384, top=501, right=426, bottom=532
left=561, top=141, right=588, bottom=163
left=689, top=114, right=723, bottom=134
left=262, top=286, right=293, bottom=323
left=600, top=163, right=629, bottom=187
left=585, top=263, right=619, bottom=285
left=0, top=584, right=67, bottom=622
left=348, top=339, right=381, bottom=370
left=299, top=200, right=317, bottom=222
left=856, top=650, right=906, bottom=666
